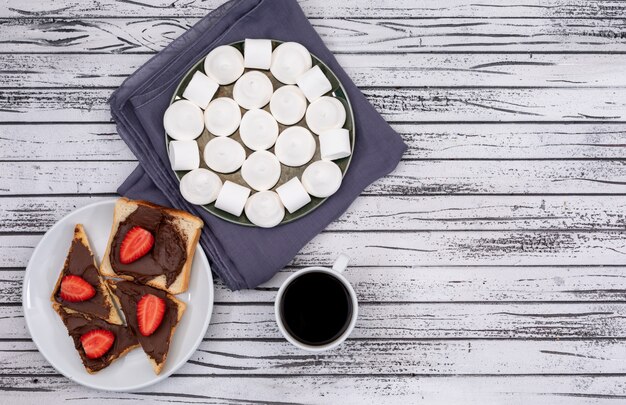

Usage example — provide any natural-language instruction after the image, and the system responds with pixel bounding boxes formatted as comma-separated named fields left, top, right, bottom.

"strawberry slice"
left=60, top=275, right=96, bottom=302
left=80, top=329, right=115, bottom=359
left=136, top=294, right=166, bottom=336
left=119, top=226, right=154, bottom=264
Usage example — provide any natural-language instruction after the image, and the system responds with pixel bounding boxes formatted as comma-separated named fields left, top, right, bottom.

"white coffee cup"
left=274, top=254, right=358, bottom=352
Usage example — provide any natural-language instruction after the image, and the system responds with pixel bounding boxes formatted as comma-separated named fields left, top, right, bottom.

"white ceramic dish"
left=22, top=199, right=214, bottom=392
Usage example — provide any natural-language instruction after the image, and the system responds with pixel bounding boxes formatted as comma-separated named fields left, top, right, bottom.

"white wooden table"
left=2, top=0, right=626, bottom=403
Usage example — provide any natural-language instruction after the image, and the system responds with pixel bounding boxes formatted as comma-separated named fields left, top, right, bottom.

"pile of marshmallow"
left=164, top=39, right=352, bottom=228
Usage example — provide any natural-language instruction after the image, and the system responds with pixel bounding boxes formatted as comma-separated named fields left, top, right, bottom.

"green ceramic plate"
left=166, top=39, right=355, bottom=227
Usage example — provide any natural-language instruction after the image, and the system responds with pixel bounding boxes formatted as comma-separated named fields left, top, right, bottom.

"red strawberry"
left=80, top=329, right=115, bottom=359
left=60, top=275, right=96, bottom=302
left=119, top=226, right=154, bottom=264
left=136, top=294, right=166, bottom=337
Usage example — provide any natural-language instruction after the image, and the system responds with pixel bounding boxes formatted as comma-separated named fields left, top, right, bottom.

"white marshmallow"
left=182, top=71, right=219, bottom=109
left=203, top=136, right=246, bottom=173
left=241, top=150, right=281, bottom=191
left=319, top=128, right=352, bottom=160
left=168, top=140, right=200, bottom=171
left=269, top=85, right=307, bottom=125
left=204, top=97, right=242, bottom=137
left=232, top=71, right=273, bottom=110
left=296, top=65, right=333, bottom=102
left=301, top=160, right=343, bottom=198
left=305, top=96, right=347, bottom=135
left=214, top=181, right=251, bottom=217
left=276, top=177, right=312, bottom=214
left=239, top=109, right=279, bottom=151
left=203, top=45, right=245, bottom=85
left=270, top=42, right=312, bottom=85
left=274, top=126, right=316, bottom=167
left=245, top=191, right=285, bottom=228
left=163, top=100, right=205, bottom=141
left=179, top=168, right=222, bottom=205
left=244, top=38, right=272, bottom=70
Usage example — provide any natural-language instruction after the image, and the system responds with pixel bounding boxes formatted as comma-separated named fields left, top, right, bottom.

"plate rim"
left=22, top=199, right=214, bottom=392
left=166, top=38, right=356, bottom=227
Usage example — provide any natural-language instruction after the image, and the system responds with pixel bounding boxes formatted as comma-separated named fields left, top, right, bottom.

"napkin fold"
left=109, top=0, right=407, bottom=290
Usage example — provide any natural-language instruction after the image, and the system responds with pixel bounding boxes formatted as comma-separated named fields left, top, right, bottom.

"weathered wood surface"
left=4, top=302, right=626, bottom=340
left=4, top=265, right=626, bottom=304
left=4, top=160, right=626, bottom=196
left=2, top=0, right=626, bottom=402
left=3, top=0, right=626, bottom=18
left=3, top=339, right=626, bottom=375
left=5, top=54, right=626, bottom=88
left=1, top=375, right=626, bottom=405
left=2, top=88, right=624, bottom=122
left=3, top=230, right=626, bottom=269
left=3, top=195, right=626, bottom=233
left=3, top=123, right=626, bottom=160
left=2, top=17, right=626, bottom=54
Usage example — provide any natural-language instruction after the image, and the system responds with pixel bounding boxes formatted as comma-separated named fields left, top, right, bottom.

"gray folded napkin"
left=109, top=0, right=407, bottom=290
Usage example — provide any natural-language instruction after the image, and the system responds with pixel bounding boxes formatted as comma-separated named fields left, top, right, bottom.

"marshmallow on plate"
left=319, top=128, right=352, bottom=160
left=163, top=100, right=205, bottom=141
left=169, top=140, right=200, bottom=171
left=245, top=191, right=285, bottom=228
left=301, top=160, right=343, bottom=198
left=269, top=85, right=307, bottom=125
left=204, top=97, right=242, bottom=137
left=305, top=96, right=346, bottom=135
left=182, top=71, right=219, bottom=109
left=214, top=181, right=251, bottom=217
left=239, top=109, right=279, bottom=151
left=233, top=71, right=273, bottom=110
left=270, top=42, right=312, bottom=85
left=241, top=150, right=281, bottom=191
left=203, top=45, right=245, bottom=85
left=274, top=126, right=316, bottom=167
left=179, top=168, right=222, bottom=205
left=296, top=65, right=333, bottom=103
left=203, top=136, right=246, bottom=173
left=276, top=177, right=311, bottom=214
left=244, top=38, right=272, bottom=70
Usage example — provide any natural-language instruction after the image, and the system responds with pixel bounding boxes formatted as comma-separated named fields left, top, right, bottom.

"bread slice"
left=51, top=224, right=123, bottom=325
left=53, top=304, right=139, bottom=374
left=109, top=280, right=186, bottom=375
left=100, top=198, right=203, bottom=295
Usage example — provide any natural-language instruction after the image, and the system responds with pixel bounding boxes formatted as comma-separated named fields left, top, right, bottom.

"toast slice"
left=109, top=280, right=186, bottom=375
left=51, top=224, right=123, bottom=325
left=53, top=304, right=139, bottom=374
left=100, top=198, right=203, bottom=295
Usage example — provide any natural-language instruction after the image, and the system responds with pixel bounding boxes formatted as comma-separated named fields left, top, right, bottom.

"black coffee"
left=280, top=271, right=353, bottom=346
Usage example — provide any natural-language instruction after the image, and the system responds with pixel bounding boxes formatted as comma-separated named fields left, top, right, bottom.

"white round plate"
left=22, top=199, right=214, bottom=392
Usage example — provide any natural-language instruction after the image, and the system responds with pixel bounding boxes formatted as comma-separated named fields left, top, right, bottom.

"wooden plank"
left=3, top=123, right=626, bottom=161
left=8, top=229, right=626, bottom=269
left=4, top=265, right=626, bottom=304
left=4, top=303, right=626, bottom=340
left=2, top=195, right=626, bottom=233
left=3, top=160, right=626, bottom=196
left=0, top=375, right=625, bottom=404
left=2, top=88, right=624, bottom=123
left=2, top=0, right=625, bottom=18
left=1, top=18, right=626, bottom=54
left=5, top=54, right=626, bottom=88
left=2, top=339, right=626, bottom=376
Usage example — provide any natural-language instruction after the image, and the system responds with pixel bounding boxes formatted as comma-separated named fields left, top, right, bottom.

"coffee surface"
left=280, top=271, right=352, bottom=346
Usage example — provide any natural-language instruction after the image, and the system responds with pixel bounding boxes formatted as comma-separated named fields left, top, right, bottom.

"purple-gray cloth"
left=109, top=0, right=407, bottom=290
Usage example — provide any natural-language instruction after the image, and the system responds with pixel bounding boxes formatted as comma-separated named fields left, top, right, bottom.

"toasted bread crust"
left=100, top=198, right=202, bottom=295
left=51, top=224, right=123, bottom=325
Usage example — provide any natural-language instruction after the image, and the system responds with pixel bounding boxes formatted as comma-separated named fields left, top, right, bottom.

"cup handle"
left=332, top=254, right=350, bottom=273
